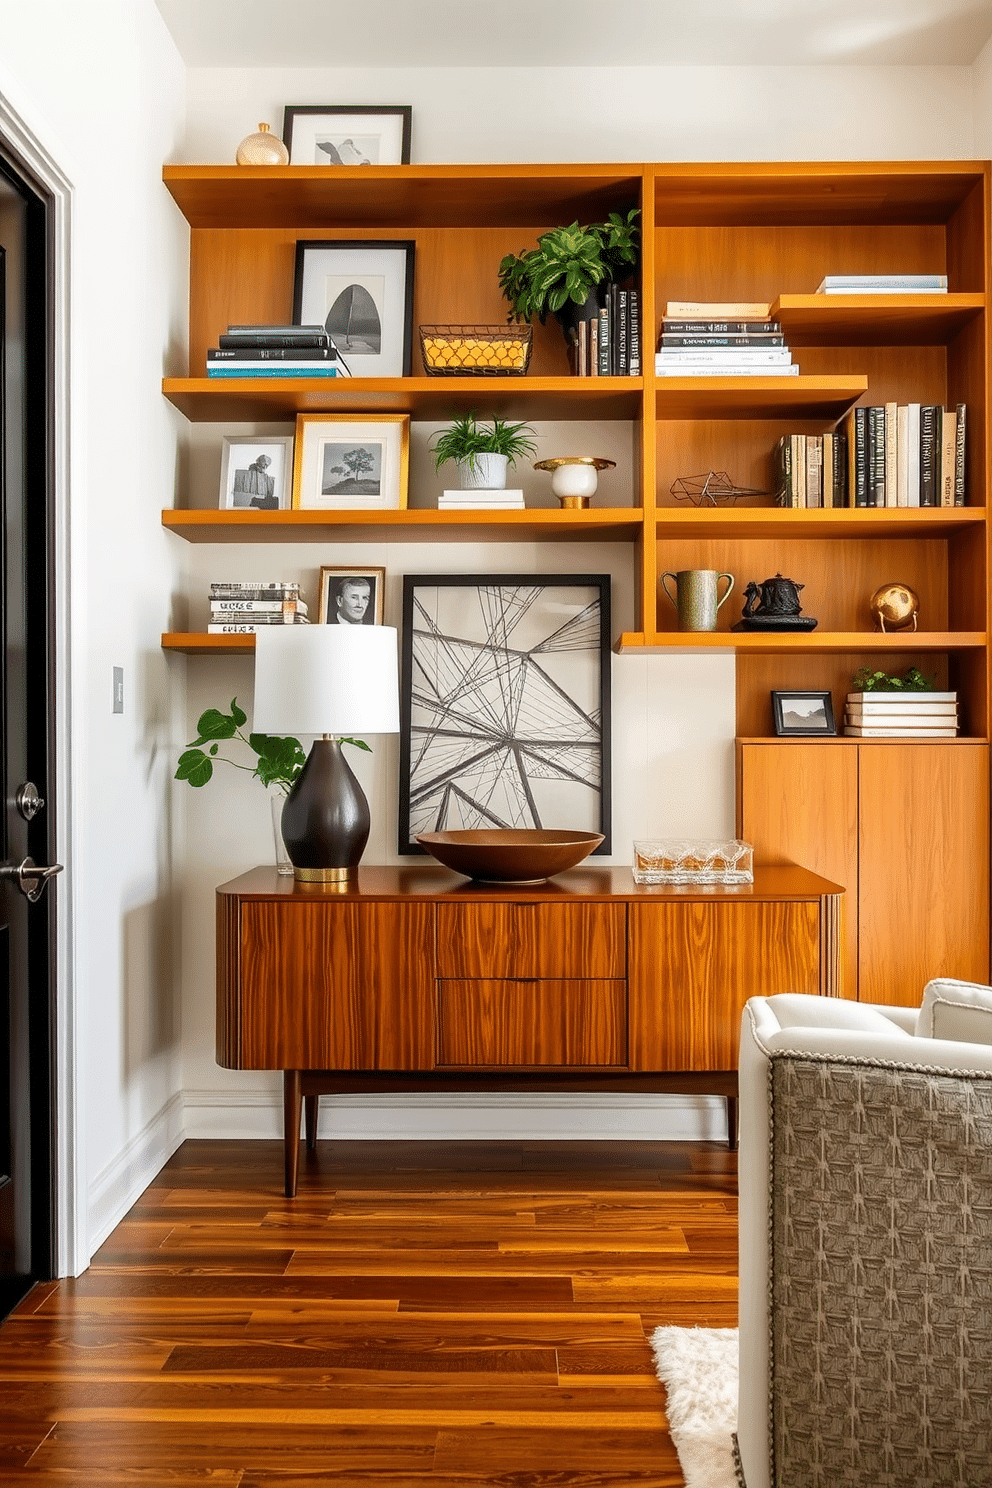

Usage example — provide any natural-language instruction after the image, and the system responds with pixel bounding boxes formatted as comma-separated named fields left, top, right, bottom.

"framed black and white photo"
left=318, top=565, right=386, bottom=627
left=293, top=413, right=409, bottom=510
left=771, top=690, right=836, bottom=736
left=292, top=240, right=415, bottom=377
left=283, top=106, right=412, bottom=166
left=399, top=575, right=612, bottom=854
left=218, top=435, right=294, bottom=511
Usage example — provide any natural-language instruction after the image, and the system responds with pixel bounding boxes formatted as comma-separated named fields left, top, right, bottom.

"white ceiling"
left=155, top=0, right=992, bottom=68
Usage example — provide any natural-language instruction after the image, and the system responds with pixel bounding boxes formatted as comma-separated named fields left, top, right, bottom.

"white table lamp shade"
left=252, top=625, right=400, bottom=736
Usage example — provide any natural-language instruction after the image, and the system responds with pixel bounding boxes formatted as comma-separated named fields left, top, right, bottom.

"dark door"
left=0, top=149, right=57, bottom=1318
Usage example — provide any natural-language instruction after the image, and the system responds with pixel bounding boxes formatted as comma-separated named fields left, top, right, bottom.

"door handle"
left=0, top=857, right=64, bottom=903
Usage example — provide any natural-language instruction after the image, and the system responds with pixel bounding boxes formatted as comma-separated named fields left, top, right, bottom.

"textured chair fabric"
left=737, top=988, right=992, bottom=1488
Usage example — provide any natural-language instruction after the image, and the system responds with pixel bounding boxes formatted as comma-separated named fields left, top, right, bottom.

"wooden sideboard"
left=217, top=864, right=842, bottom=1194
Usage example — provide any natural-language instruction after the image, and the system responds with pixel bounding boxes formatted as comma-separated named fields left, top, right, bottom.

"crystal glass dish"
left=632, top=838, right=754, bottom=885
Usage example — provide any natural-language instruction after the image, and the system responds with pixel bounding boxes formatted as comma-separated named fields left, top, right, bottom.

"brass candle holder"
left=534, top=456, right=616, bottom=508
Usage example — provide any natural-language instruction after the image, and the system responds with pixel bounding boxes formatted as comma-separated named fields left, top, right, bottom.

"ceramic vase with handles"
left=661, top=569, right=735, bottom=632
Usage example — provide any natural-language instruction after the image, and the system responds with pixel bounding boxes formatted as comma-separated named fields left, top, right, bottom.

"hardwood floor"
left=0, top=1139, right=738, bottom=1486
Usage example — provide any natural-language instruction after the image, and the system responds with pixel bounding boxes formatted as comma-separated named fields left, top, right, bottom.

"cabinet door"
left=628, top=900, right=821, bottom=1070
left=858, top=744, right=989, bottom=1006
left=737, top=742, right=858, bottom=998
left=222, top=900, right=435, bottom=1070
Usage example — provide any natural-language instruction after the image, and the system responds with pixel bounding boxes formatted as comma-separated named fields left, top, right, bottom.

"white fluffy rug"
left=651, top=1326, right=739, bottom=1488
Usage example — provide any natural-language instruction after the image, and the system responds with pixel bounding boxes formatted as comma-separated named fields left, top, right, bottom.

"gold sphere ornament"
left=870, top=582, right=919, bottom=632
left=236, top=123, right=289, bottom=166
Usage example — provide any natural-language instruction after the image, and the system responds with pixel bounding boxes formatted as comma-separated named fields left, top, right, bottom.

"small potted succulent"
left=498, top=209, right=640, bottom=345
left=430, top=413, right=538, bottom=490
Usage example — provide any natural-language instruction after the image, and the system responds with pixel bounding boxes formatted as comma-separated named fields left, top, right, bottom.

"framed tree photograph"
left=283, top=105, right=412, bottom=166
left=218, top=435, right=294, bottom=510
left=293, top=414, right=409, bottom=510
left=771, top=690, right=837, bottom=736
left=318, top=566, right=386, bottom=627
left=399, top=574, right=612, bottom=854
left=292, top=240, right=415, bottom=377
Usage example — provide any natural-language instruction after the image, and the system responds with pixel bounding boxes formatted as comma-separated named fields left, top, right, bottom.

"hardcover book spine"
left=848, top=407, right=868, bottom=507
left=867, top=406, right=886, bottom=507
left=832, top=432, right=847, bottom=507
left=211, top=599, right=308, bottom=614
left=614, top=290, right=628, bottom=375
left=207, top=367, right=340, bottom=378
left=792, top=434, right=806, bottom=509
left=940, top=408, right=957, bottom=507
left=883, top=402, right=898, bottom=508
left=588, top=316, right=600, bottom=377
left=598, top=306, right=611, bottom=376
left=954, top=402, right=967, bottom=505
left=209, top=583, right=302, bottom=598
left=627, top=289, right=641, bottom=375
left=662, top=320, right=781, bottom=334
left=896, top=404, right=909, bottom=507
left=576, top=318, right=588, bottom=377
left=659, top=333, right=785, bottom=346
left=776, top=435, right=792, bottom=506
left=919, top=405, right=940, bottom=507
left=806, top=435, right=823, bottom=509
left=906, top=404, right=921, bottom=507
left=821, top=432, right=834, bottom=509
left=209, top=346, right=338, bottom=360
left=609, top=285, right=619, bottom=375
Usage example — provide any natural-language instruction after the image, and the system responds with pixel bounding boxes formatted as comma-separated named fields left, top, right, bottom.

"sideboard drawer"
left=437, top=979, right=627, bottom=1067
left=436, top=902, right=626, bottom=980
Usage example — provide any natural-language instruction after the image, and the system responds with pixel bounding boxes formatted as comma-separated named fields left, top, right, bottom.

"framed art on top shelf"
left=292, top=240, right=416, bottom=377
left=318, top=566, right=386, bottom=627
left=399, top=574, right=612, bottom=855
left=292, top=413, right=409, bottom=510
left=218, top=435, right=294, bottom=510
left=282, top=106, right=412, bottom=166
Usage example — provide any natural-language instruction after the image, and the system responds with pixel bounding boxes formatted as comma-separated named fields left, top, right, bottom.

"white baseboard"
left=86, top=1093, right=185, bottom=1256
left=182, top=1089, right=730, bottom=1144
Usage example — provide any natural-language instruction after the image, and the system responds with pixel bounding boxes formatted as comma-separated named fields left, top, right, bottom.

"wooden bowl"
left=415, top=828, right=604, bottom=883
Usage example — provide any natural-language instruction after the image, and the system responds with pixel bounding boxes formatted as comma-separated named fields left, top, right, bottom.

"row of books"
left=776, top=403, right=966, bottom=509
left=656, top=314, right=798, bottom=378
left=843, top=691, right=958, bottom=738
left=206, top=324, right=351, bottom=379
left=571, top=286, right=642, bottom=377
left=775, top=434, right=847, bottom=509
left=207, top=581, right=309, bottom=634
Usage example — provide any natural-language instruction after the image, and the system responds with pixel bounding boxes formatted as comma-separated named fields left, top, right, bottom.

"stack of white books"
left=654, top=303, right=798, bottom=377
left=438, top=489, right=525, bottom=510
left=843, top=690, right=958, bottom=737
left=816, top=274, right=948, bottom=295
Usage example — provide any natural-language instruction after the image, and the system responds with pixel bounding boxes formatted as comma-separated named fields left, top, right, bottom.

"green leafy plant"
left=174, top=698, right=370, bottom=795
left=498, top=209, right=640, bottom=325
left=430, top=413, right=538, bottom=474
left=851, top=666, right=936, bottom=693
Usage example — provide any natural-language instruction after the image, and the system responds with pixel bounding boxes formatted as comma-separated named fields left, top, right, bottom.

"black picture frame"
left=400, top=574, right=612, bottom=855
left=771, top=690, right=836, bottom=736
left=282, top=105, right=412, bottom=166
left=292, top=239, right=416, bottom=378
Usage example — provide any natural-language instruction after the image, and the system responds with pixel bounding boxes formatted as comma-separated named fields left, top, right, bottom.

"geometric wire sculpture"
left=670, top=471, right=769, bottom=506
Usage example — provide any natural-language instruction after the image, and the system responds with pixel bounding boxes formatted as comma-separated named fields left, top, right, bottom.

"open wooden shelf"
left=618, top=630, right=986, bottom=655
left=653, top=506, right=986, bottom=539
left=162, top=507, right=644, bottom=545
left=162, top=376, right=644, bottom=422
left=163, top=633, right=257, bottom=655
left=737, top=734, right=989, bottom=745
left=652, top=376, right=867, bottom=420
left=773, top=293, right=985, bottom=346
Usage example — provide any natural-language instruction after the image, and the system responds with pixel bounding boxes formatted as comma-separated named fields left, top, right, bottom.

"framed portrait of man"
left=318, top=566, right=386, bottom=627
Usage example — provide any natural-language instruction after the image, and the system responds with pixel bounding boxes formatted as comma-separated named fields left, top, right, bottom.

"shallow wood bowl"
left=415, top=828, right=604, bottom=883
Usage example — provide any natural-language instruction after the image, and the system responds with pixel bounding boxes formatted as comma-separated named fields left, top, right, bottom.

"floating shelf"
left=773, top=293, right=985, bottom=346
left=163, top=633, right=256, bottom=655
left=617, top=631, right=986, bottom=655
left=652, top=375, right=867, bottom=421
left=653, top=506, right=985, bottom=539
left=162, top=507, right=644, bottom=545
left=162, top=376, right=644, bottom=422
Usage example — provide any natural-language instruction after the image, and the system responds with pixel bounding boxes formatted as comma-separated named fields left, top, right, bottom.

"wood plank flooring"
left=0, top=1138, right=738, bottom=1486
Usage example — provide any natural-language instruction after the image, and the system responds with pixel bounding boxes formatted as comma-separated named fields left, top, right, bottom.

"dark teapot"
left=742, top=573, right=804, bottom=619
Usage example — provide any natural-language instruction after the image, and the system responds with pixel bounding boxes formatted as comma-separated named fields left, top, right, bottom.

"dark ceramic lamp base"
left=279, top=737, right=370, bottom=883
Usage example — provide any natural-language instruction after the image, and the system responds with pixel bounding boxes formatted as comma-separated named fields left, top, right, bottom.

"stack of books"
left=655, top=301, right=798, bottom=377
left=207, top=581, right=309, bottom=634
left=572, top=286, right=641, bottom=377
left=775, top=433, right=847, bottom=508
left=816, top=274, right=948, bottom=295
left=844, top=690, right=959, bottom=738
left=206, top=324, right=350, bottom=378
left=844, top=402, right=965, bottom=508
left=438, top=489, right=524, bottom=510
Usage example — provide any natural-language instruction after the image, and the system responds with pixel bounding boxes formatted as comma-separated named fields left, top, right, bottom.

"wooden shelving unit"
left=162, top=507, right=644, bottom=545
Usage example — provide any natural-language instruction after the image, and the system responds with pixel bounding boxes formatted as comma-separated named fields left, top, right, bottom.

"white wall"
left=975, top=34, right=992, bottom=154
left=0, top=0, right=189, bottom=1262
left=174, top=58, right=980, bottom=1146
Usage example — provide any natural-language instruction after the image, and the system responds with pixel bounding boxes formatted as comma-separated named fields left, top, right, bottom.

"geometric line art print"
left=399, top=575, right=611, bottom=853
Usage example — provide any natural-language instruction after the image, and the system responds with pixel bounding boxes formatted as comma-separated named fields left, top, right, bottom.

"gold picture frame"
left=292, top=414, right=409, bottom=511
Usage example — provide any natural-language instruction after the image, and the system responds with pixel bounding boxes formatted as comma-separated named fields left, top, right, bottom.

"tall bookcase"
left=161, top=158, right=991, bottom=998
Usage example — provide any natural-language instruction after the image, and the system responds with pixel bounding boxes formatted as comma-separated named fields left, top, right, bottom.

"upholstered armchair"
left=736, top=982, right=992, bottom=1488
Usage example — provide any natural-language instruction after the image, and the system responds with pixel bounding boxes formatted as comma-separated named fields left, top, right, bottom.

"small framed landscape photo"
left=293, top=413, right=409, bottom=511
left=218, top=435, right=294, bottom=511
left=292, top=239, right=415, bottom=378
left=318, top=566, right=386, bottom=627
left=283, top=106, right=412, bottom=166
left=771, top=690, right=836, bottom=736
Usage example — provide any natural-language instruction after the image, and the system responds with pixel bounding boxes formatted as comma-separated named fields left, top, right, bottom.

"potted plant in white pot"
left=497, top=209, right=640, bottom=346
left=430, top=413, right=538, bottom=490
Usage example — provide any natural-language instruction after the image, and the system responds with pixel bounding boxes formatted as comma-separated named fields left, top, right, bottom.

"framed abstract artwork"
left=282, top=106, right=412, bottom=166
left=292, top=239, right=416, bottom=377
left=399, top=574, right=612, bottom=854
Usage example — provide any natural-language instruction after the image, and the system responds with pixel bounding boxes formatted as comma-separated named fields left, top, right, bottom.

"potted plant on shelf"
left=498, top=209, right=640, bottom=345
left=430, top=413, right=538, bottom=490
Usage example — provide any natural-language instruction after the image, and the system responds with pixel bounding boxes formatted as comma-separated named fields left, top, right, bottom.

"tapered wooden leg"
left=283, top=1070, right=302, bottom=1197
left=726, top=1094, right=738, bottom=1151
left=304, top=1094, right=319, bottom=1153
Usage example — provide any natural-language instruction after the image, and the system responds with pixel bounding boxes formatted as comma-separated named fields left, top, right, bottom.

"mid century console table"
left=216, top=864, right=842, bottom=1195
